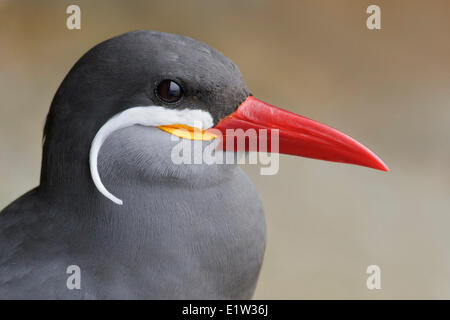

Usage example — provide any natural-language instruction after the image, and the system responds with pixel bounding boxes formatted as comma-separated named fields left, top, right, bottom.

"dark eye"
left=156, top=80, right=183, bottom=103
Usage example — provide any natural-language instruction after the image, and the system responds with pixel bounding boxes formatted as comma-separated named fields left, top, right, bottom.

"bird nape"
left=0, top=30, right=388, bottom=299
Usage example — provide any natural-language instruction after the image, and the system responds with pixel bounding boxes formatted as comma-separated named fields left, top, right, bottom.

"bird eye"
left=156, top=80, right=183, bottom=103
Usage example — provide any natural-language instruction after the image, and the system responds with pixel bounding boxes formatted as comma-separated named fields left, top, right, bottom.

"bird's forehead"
left=126, top=32, right=236, bottom=72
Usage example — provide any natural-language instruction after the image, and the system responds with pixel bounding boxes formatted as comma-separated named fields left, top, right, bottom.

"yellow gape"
left=158, top=124, right=217, bottom=141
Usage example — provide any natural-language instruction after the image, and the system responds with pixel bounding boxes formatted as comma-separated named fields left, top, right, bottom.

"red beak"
left=211, top=96, right=388, bottom=171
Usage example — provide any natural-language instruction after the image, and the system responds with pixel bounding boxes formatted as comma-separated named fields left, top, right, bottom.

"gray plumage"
left=0, top=31, right=266, bottom=299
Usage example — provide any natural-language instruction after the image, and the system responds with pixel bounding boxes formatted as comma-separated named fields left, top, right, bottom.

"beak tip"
left=379, top=162, right=390, bottom=172
left=368, top=155, right=389, bottom=172
left=375, top=163, right=389, bottom=172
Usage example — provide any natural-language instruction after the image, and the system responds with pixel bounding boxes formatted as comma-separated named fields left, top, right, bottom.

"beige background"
left=1, top=0, right=450, bottom=299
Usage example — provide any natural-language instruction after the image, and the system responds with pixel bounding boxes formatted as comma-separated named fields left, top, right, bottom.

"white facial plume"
left=89, top=106, right=214, bottom=205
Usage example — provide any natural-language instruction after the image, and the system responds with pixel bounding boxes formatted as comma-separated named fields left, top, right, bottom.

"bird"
left=0, top=30, right=388, bottom=299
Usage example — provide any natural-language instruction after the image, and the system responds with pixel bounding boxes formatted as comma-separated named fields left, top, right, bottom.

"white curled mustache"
left=89, top=106, right=214, bottom=205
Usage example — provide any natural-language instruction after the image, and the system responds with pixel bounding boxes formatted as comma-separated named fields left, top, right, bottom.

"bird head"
left=41, top=30, right=388, bottom=205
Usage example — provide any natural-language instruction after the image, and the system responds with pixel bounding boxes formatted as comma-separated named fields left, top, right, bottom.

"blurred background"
left=1, top=0, right=450, bottom=299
